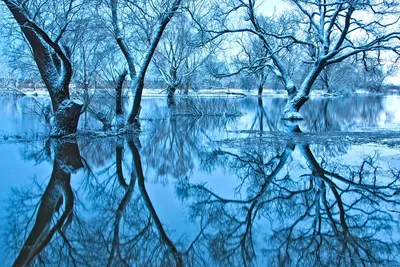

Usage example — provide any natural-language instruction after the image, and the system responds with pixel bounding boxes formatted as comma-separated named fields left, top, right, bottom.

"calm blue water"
left=1, top=95, right=400, bottom=266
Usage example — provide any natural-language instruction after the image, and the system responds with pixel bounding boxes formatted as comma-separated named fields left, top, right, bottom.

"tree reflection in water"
left=244, top=96, right=386, bottom=133
left=178, top=122, right=400, bottom=265
left=141, top=115, right=238, bottom=183
left=3, top=97, right=400, bottom=266
left=6, top=139, right=84, bottom=266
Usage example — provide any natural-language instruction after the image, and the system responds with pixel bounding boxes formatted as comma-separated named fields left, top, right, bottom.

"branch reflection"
left=4, top=119, right=400, bottom=266
left=9, top=139, right=84, bottom=266
left=178, top=122, right=400, bottom=265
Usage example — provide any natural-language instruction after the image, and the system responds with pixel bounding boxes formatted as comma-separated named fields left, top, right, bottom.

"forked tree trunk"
left=128, top=139, right=183, bottom=266
left=107, top=141, right=135, bottom=266
left=111, top=0, right=183, bottom=126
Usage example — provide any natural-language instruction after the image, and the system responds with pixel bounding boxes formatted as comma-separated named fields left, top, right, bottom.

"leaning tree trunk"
left=282, top=91, right=309, bottom=120
left=282, top=64, right=324, bottom=120
left=281, top=83, right=304, bottom=120
left=126, top=0, right=183, bottom=125
left=3, top=0, right=82, bottom=137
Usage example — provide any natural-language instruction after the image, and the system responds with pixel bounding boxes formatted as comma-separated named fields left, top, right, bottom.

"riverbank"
left=1, top=87, right=400, bottom=98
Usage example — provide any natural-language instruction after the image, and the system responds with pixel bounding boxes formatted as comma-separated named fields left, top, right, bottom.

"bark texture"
left=115, top=70, right=128, bottom=129
left=51, top=100, right=83, bottom=137
left=257, top=83, right=264, bottom=96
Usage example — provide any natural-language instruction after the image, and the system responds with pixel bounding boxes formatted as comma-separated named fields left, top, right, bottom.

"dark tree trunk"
left=257, top=83, right=264, bottom=96
left=183, top=80, right=190, bottom=95
left=167, top=96, right=177, bottom=108
left=322, top=70, right=331, bottom=93
left=167, top=85, right=177, bottom=98
left=83, top=84, right=89, bottom=128
left=107, top=142, right=135, bottom=266
left=115, top=73, right=126, bottom=116
left=258, top=97, right=263, bottom=134
left=116, top=144, right=128, bottom=189
left=167, top=85, right=177, bottom=108
left=115, top=70, right=128, bottom=129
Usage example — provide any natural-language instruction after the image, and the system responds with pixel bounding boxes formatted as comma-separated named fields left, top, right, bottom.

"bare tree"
left=153, top=12, right=211, bottom=104
left=193, top=0, right=400, bottom=119
left=2, top=0, right=85, bottom=136
left=235, top=36, right=270, bottom=95
left=109, top=0, right=184, bottom=126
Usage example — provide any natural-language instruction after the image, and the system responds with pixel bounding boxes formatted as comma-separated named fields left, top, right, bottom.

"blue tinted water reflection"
left=1, top=95, right=399, bottom=136
left=1, top=95, right=400, bottom=266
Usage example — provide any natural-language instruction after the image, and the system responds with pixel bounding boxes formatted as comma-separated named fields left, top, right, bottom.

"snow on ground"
left=1, top=87, right=399, bottom=98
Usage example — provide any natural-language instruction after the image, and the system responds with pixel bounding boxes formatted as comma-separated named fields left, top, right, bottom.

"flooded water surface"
left=1, top=94, right=400, bottom=266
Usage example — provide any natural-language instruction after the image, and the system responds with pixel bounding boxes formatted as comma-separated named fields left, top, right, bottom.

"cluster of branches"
left=189, top=0, right=400, bottom=118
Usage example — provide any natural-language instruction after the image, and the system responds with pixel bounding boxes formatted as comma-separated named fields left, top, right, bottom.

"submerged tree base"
left=125, top=119, right=141, bottom=130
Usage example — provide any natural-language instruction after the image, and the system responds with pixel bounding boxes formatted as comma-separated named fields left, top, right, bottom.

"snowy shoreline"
left=1, top=87, right=399, bottom=98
